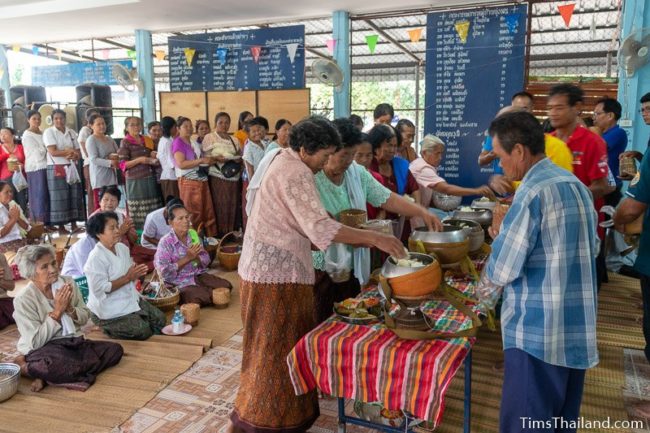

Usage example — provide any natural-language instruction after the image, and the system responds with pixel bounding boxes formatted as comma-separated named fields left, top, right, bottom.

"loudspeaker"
left=10, top=85, right=47, bottom=135
left=75, top=84, right=113, bottom=135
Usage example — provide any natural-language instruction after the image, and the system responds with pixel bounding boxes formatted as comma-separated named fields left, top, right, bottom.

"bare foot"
left=30, top=378, right=45, bottom=392
left=492, top=360, right=504, bottom=373
left=224, top=420, right=235, bottom=433
left=13, top=355, right=28, bottom=376
left=630, top=402, right=650, bottom=419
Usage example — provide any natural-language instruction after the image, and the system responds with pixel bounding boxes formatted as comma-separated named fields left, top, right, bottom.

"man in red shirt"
left=548, top=84, right=610, bottom=288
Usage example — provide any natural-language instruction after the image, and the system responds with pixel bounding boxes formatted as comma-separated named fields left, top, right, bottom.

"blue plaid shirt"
left=486, top=158, right=599, bottom=369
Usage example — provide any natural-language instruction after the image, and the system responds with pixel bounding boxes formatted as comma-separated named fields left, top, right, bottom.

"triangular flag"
left=365, top=34, right=379, bottom=54
left=454, top=20, right=470, bottom=44
left=250, top=46, right=262, bottom=64
left=127, top=49, right=137, bottom=60
left=505, top=13, right=520, bottom=35
left=286, top=43, right=298, bottom=64
left=32, top=46, right=39, bottom=56
left=154, top=50, right=166, bottom=61
left=12, top=45, right=20, bottom=53
left=326, top=39, right=336, bottom=55
left=102, top=49, right=110, bottom=60
left=407, top=28, right=423, bottom=43
left=558, top=3, right=576, bottom=28
left=183, top=48, right=195, bottom=66
left=216, top=48, right=227, bottom=65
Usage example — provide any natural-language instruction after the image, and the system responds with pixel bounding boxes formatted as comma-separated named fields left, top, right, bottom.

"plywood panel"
left=207, top=91, right=256, bottom=131
left=257, top=89, right=310, bottom=133
left=160, top=92, right=207, bottom=122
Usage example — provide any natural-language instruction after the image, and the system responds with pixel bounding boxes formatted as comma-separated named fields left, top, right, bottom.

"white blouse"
left=157, top=136, right=176, bottom=181
left=42, top=127, right=79, bottom=165
left=84, top=242, right=140, bottom=320
left=21, top=130, right=48, bottom=172
left=0, top=200, right=30, bottom=244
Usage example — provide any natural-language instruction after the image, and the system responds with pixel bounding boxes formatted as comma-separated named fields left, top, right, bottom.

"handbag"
left=217, top=136, right=242, bottom=179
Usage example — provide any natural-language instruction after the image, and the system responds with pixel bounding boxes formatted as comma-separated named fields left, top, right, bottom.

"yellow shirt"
left=513, top=134, right=573, bottom=189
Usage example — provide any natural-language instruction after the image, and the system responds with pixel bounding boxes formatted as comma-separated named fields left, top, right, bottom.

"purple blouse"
left=154, top=230, right=210, bottom=287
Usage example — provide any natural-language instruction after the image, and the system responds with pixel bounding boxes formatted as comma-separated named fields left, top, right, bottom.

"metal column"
left=333, top=10, right=351, bottom=118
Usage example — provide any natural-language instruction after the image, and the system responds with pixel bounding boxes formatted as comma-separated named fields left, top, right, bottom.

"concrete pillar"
left=617, top=1, right=650, bottom=152
left=135, top=29, right=155, bottom=124
left=0, top=46, right=11, bottom=110
left=333, top=10, right=351, bottom=118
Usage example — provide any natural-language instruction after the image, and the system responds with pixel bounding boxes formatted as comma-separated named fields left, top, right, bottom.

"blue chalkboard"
left=31, top=60, right=134, bottom=87
left=424, top=4, right=527, bottom=198
left=168, top=25, right=305, bottom=92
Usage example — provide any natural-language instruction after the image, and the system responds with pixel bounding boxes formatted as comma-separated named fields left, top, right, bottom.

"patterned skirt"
left=179, top=177, right=217, bottom=237
left=125, top=176, right=162, bottom=230
left=208, top=175, right=241, bottom=237
left=231, top=280, right=319, bottom=433
left=46, top=165, right=85, bottom=225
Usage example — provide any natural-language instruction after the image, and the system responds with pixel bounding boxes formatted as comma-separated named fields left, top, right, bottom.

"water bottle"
left=172, top=309, right=184, bottom=334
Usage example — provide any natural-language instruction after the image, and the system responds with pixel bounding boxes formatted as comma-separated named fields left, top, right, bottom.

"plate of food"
left=334, top=297, right=383, bottom=324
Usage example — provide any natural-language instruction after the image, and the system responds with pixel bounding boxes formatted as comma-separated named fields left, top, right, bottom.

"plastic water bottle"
left=172, top=309, right=184, bottom=334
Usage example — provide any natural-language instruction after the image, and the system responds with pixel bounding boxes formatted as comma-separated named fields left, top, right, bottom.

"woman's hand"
left=125, top=264, right=148, bottom=282
left=370, top=233, right=407, bottom=259
left=186, top=243, right=202, bottom=260
left=419, top=209, right=444, bottom=231
left=110, top=159, right=121, bottom=169
left=475, top=185, right=496, bottom=200
left=53, top=283, right=72, bottom=316
left=215, top=155, right=226, bottom=164
left=200, top=156, right=215, bottom=165
left=8, top=205, right=20, bottom=222
left=150, top=151, right=158, bottom=159
left=119, top=217, right=134, bottom=236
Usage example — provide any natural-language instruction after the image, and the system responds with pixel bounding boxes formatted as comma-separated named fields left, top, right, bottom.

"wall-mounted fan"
left=38, top=104, right=55, bottom=132
left=618, top=28, right=650, bottom=78
left=311, top=59, right=344, bottom=89
left=112, top=63, right=145, bottom=96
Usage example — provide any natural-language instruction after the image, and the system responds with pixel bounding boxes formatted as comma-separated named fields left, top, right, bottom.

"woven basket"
left=217, top=231, right=241, bottom=271
left=139, top=270, right=180, bottom=311
left=339, top=209, right=367, bottom=228
left=26, top=222, right=45, bottom=240
left=212, top=287, right=230, bottom=309
left=180, top=303, right=200, bottom=326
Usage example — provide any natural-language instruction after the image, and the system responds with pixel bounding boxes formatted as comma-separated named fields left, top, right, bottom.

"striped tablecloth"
left=287, top=320, right=474, bottom=425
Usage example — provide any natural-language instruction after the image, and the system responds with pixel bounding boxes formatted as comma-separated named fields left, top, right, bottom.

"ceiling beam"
left=34, top=44, right=101, bottom=62
left=12, top=46, right=81, bottom=64
left=305, top=47, right=329, bottom=60
left=97, top=38, right=133, bottom=51
left=363, top=19, right=421, bottom=64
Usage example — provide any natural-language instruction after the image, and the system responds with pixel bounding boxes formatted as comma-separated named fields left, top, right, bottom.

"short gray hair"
left=420, top=134, right=445, bottom=153
left=15, top=244, right=56, bottom=280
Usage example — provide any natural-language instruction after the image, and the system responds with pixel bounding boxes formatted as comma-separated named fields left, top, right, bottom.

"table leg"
left=464, top=350, right=472, bottom=433
left=338, top=397, right=347, bottom=433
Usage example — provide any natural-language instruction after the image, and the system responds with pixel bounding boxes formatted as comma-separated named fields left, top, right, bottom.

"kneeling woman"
left=84, top=212, right=166, bottom=340
left=154, top=202, right=232, bottom=306
left=13, top=245, right=123, bottom=392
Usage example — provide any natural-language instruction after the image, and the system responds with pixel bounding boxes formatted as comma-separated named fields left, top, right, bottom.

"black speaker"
left=75, top=84, right=113, bottom=135
left=10, top=85, right=47, bottom=135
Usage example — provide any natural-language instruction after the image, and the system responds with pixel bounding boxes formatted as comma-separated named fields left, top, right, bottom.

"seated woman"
left=91, top=186, right=154, bottom=272
left=409, top=134, right=494, bottom=218
left=0, top=180, right=31, bottom=263
left=12, top=244, right=123, bottom=392
left=154, top=202, right=232, bottom=307
left=0, top=254, right=16, bottom=330
left=140, top=198, right=177, bottom=252
left=61, top=235, right=97, bottom=279
left=84, top=212, right=166, bottom=340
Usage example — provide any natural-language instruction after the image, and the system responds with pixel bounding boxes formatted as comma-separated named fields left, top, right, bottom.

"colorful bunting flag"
left=454, top=20, right=470, bottom=44
left=12, top=45, right=20, bottom=53
left=127, top=49, right=137, bottom=60
left=56, top=48, right=62, bottom=61
left=408, top=28, right=423, bottom=43
left=32, top=46, right=39, bottom=56
left=558, top=3, right=576, bottom=28
left=250, top=46, right=262, bottom=64
left=286, top=43, right=298, bottom=64
left=326, top=39, right=336, bottom=55
left=183, top=48, right=195, bottom=66
left=216, top=48, right=227, bottom=65
left=365, top=34, right=379, bottom=54
left=154, top=50, right=166, bottom=61
left=505, top=13, right=520, bottom=35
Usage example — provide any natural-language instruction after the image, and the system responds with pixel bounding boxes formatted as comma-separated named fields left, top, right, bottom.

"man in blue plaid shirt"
left=477, top=111, right=599, bottom=433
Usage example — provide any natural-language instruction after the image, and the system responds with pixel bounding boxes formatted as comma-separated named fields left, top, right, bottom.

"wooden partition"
left=160, top=89, right=310, bottom=133
left=526, top=80, right=618, bottom=119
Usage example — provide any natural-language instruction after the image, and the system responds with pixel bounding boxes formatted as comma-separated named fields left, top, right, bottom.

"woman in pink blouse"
left=230, top=117, right=418, bottom=433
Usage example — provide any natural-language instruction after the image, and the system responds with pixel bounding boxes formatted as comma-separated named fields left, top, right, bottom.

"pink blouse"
left=238, top=149, right=342, bottom=285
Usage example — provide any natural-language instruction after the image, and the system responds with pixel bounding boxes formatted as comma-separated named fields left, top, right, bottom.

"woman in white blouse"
left=0, top=180, right=31, bottom=262
left=83, top=211, right=165, bottom=340
left=43, top=109, right=84, bottom=233
left=13, top=244, right=123, bottom=392
left=21, top=110, right=49, bottom=225
left=156, top=116, right=179, bottom=204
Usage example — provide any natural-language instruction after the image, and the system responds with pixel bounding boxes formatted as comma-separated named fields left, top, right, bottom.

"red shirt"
left=0, top=144, right=25, bottom=180
left=552, top=125, right=608, bottom=237
left=367, top=169, right=385, bottom=219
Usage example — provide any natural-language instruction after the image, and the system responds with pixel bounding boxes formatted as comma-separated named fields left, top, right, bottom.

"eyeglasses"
left=592, top=111, right=605, bottom=117
left=640, top=107, right=650, bottom=113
